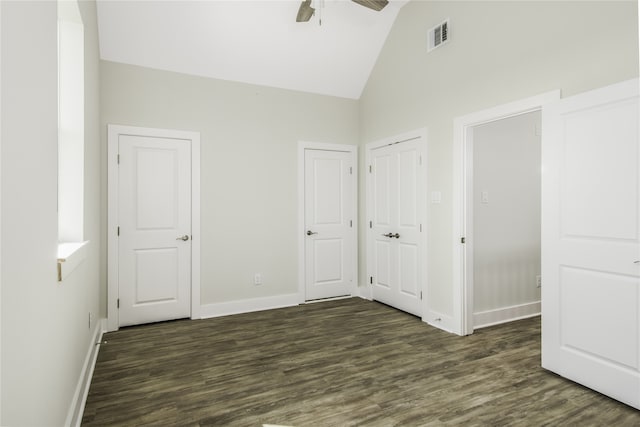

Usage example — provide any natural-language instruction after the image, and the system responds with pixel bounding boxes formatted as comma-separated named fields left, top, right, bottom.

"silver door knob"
left=382, top=233, right=394, bottom=238
left=176, top=235, right=189, bottom=241
left=306, top=230, right=318, bottom=236
left=392, top=233, right=400, bottom=239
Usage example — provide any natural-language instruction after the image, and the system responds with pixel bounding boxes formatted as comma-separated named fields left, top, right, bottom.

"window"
left=57, top=1, right=87, bottom=280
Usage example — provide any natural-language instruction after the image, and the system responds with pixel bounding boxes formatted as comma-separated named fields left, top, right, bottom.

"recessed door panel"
left=399, top=243, right=418, bottom=297
left=561, top=100, right=639, bottom=241
left=314, top=158, right=343, bottom=225
left=134, top=248, right=179, bottom=304
left=374, top=155, right=392, bottom=227
left=135, top=148, right=178, bottom=230
left=560, top=266, right=638, bottom=369
left=399, top=149, right=418, bottom=228
left=313, top=239, right=343, bottom=284
left=375, top=239, right=391, bottom=289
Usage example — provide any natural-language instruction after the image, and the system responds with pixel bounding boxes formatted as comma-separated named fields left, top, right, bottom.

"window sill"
left=57, top=241, right=89, bottom=282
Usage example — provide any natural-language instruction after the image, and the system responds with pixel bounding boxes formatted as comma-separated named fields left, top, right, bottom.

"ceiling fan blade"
left=296, top=0, right=315, bottom=22
left=351, top=0, right=389, bottom=12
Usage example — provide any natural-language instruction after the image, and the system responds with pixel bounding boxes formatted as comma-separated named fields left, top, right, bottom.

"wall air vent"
left=427, top=19, right=449, bottom=52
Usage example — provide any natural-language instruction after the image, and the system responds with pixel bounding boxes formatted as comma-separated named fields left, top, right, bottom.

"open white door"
left=542, top=79, right=640, bottom=409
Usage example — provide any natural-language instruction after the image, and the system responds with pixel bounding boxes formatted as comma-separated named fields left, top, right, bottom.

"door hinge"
left=369, top=165, right=372, bottom=173
left=370, top=276, right=373, bottom=284
left=420, top=224, right=423, bottom=232
left=369, top=221, right=372, bottom=229
left=117, top=154, right=120, bottom=164
left=420, top=291, right=423, bottom=300
left=350, top=220, right=353, bottom=228
left=117, top=298, right=120, bottom=309
left=419, top=155, right=423, bottom=165
left=349, top=166, right=353, bottom=175
left=461, top=237, right=466, bottom=244
left=117, top=226, right=120, bottom=236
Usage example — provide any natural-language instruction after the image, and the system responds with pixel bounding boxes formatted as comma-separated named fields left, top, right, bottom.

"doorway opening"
left=452, top=91, right=560, bottom=336
left=469, top=111, right=542, bottom=329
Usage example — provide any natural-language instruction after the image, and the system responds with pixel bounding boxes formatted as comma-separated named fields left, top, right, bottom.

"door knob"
left=382, top=233, right=400, bottom=238
left=306, top=230, right=318, bottom=236
left=176, top=235, right=189, bottom=241
left=635, top=260, right=640, bottom=264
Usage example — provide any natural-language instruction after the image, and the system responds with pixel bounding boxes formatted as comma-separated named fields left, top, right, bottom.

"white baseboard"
left=474, top=301, right=541, bottom=329
left=200, top=293, right=299, bottom=319
left=65, top=319, right=105, bottom=427
left=425, top=309, right=458, bottom=334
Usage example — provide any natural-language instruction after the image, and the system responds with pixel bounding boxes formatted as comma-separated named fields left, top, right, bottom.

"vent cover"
left=427, top=19, right=449, bottom=52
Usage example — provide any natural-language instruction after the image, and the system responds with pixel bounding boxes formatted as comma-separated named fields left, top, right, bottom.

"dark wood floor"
left=82, top=298, right=639, bottom=426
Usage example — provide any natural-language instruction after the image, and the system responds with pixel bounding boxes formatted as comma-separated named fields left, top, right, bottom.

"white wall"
left=472, top=111, right=541, bottom=316
left=100, top=61, right=359, bottom=307
left=360, top=0, right=639, bottom=323
left=0, top=1, right=102, bottom=425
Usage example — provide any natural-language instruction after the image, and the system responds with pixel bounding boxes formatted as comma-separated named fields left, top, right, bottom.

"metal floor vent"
left=428, top=19, right=449, bottom=52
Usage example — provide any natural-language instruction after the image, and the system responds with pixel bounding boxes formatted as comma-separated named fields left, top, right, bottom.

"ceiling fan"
left=296, top=0, right=389, bottom=23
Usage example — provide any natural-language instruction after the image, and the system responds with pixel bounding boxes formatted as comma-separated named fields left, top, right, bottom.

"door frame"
left=452, top=91, right=559, bottom=336
left=297, top=141, right=358, bottom=303
left=365, top=128, right=428, bottom=318
left=107, top=124, right=201, bottom=332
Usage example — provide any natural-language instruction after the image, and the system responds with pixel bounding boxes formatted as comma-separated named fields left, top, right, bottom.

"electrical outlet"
left=536, top=275, right=542, bottom=288
left=254, top=273, right=262, bottom=286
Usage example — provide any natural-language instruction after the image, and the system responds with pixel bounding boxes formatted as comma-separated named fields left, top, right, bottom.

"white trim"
left=65, top=319, right=105, bottom=427
left=0, top=1, right=3, bottom=419
left=473, top=301, right=541, bottom=329
left=365, top=128, right=428, bottom=320
left=200, top=293, right=299, bottom=319
left=57, top=240, right=89, bottom=282
left=425, top=310, right=457, bottom=334
left=297, top=141, right=358, bottom=303
left=452, top=91, right=560, bottom=336
left=107, top=124, right=201, bottom=331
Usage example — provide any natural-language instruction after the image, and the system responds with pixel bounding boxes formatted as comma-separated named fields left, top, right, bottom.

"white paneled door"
left=368, top=135, right=425, bottom=317
left=304, top=149, right=355, bottom=301
left=118, top=134, right=192, bottom=327
left=542, top=79, right=640, bottom=409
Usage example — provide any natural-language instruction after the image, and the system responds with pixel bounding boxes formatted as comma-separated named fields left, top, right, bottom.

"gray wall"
left=100, top=61, right=359, bottom=307
left=0, top=1, right=102, bottom=425
left=472, top=111, right=541, bottom=317
left=360, top=0, right=639, bottom=320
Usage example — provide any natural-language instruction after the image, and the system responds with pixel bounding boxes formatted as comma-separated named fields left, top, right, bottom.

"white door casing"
left=108, top=125, right=201, bottom=331
left=451, top=90, right=560, bottom=335
left=366, top=130, right=427, bottom=317
left=298, top=142, right=357, bottom=302
left=304, top=149, right=355, bottom=300
left=541, top=79, right=640, bottom=409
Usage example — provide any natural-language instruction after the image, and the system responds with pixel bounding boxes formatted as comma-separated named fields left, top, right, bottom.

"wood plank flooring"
left=82, top=298, right=639, bottom=426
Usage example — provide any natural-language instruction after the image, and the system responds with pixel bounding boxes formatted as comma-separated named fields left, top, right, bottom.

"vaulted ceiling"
left=96, top=0, right=408, bottom=99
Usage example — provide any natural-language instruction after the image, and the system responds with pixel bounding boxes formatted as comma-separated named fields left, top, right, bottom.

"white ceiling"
left=96, top=0, right=408, bottom=99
